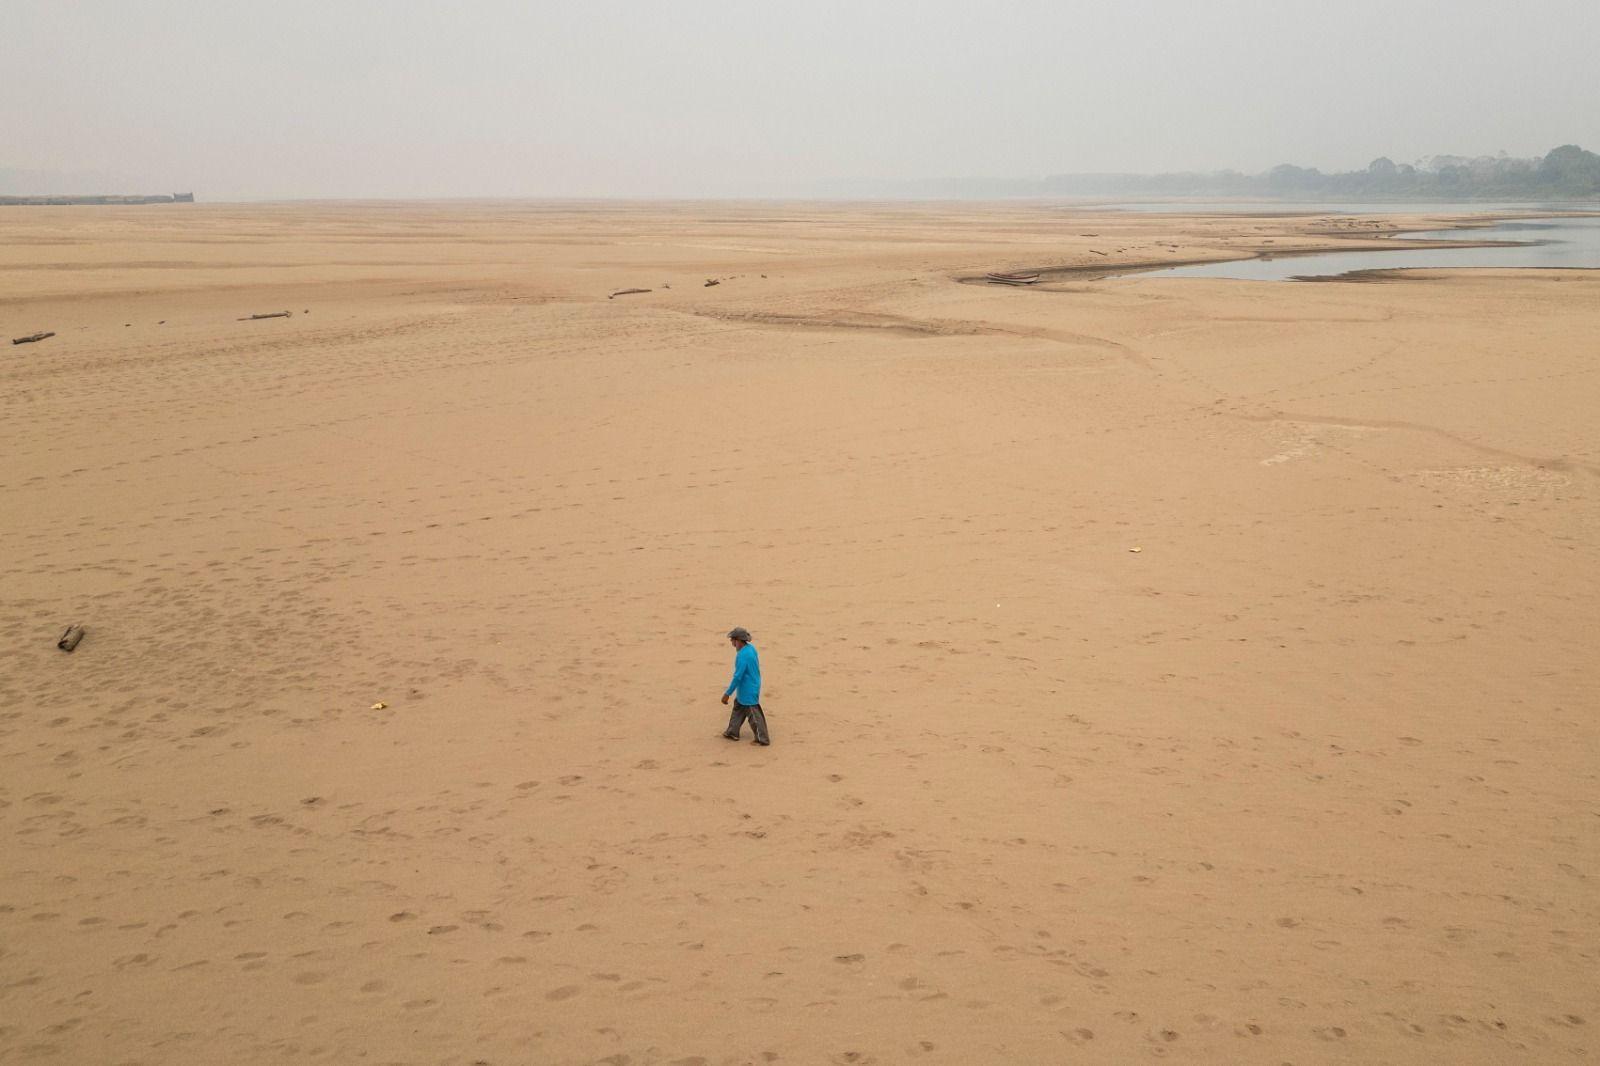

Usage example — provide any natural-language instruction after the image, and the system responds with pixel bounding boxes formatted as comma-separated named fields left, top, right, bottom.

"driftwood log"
left=12, top=331, right=55, bottom=345
left=57, top=624, right=86, bottom=652
left=703, top=279, right=720, bottom=287
left=609, top=288, right=652, bottom=299
left=238, top=311, right=292, bottom=321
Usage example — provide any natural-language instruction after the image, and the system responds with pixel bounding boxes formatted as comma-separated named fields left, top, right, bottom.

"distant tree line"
left=1041, top=144, right=1600, bottom=200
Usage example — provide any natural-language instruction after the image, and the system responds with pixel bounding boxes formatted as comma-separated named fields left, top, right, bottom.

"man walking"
left=720, top=627, right=769, bottom=746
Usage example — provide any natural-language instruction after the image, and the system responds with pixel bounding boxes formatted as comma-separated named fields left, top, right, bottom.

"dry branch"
left=57, top=625, right=85, bottom=652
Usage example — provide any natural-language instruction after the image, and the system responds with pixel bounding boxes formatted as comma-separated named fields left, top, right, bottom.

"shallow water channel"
left=1130, top=214, right=1600, bottom=281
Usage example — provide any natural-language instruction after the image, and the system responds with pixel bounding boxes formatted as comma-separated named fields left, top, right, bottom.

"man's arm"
left=723, top=651, right=748, bottom=702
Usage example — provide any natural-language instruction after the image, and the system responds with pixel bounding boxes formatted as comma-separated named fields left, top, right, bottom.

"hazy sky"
left=6, top=0, right=1598, bottom=199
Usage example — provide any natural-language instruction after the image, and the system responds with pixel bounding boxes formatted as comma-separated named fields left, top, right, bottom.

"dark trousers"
left=725, top=701, right=770, bottom=744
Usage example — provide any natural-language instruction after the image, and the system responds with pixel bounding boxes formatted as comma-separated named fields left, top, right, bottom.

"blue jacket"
left=725, top=643, right=762, bottom=705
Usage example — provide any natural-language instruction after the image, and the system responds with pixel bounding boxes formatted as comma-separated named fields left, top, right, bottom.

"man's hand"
left=721, top=693, right=731, bottom=705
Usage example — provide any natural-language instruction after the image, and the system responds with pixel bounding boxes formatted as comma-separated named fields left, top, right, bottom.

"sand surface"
left=2, top=201, right=1597, bottom=1065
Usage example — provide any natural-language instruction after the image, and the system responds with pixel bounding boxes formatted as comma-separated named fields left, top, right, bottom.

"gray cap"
left=727, top=627, right=752, bottom=642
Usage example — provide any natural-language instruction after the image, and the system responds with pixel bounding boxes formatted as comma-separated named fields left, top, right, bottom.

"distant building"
left=0, top=192, right=197, bottom=207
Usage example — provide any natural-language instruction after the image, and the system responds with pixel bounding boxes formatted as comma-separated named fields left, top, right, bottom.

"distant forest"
left=1043, top=144, right=1600, bottom=200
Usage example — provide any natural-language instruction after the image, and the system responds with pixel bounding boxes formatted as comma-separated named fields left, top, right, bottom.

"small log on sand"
left=609, top=288, right=653, bottom=299
left=57, top=624, right=86, bottom=652
left=12, top=331, right=55, bottom=345
left=237, top=311, right=292, bottom=321
left=704, top=279, right=720, bottom=287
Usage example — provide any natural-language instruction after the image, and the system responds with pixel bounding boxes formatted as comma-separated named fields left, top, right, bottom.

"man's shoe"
left=753, top=739, right=770, bottom=746
left=721, top=733, right=740, bottom=741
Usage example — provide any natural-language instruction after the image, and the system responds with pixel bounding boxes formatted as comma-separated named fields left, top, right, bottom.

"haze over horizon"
left=6, top=0, right=1599, bottom=200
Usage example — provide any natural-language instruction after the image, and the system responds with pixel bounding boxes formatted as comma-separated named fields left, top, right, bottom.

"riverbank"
left=954, top=207, right=1600, bottom=284
left=3, top=201, right=1596, bottom=1065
